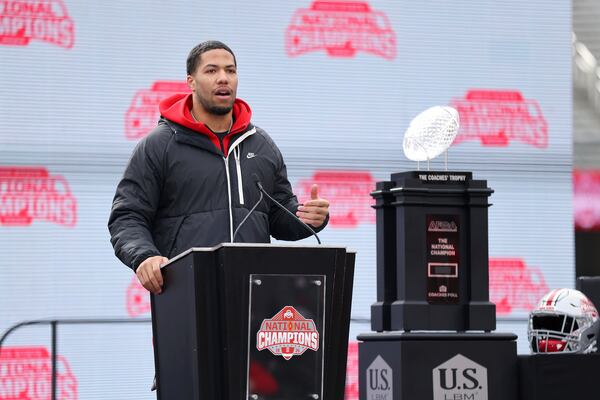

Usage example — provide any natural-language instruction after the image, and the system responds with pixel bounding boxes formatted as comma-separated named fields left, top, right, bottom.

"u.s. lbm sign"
left=432, top=354, right=488, bottom=400
left=366, top=355, right=393, bottom=400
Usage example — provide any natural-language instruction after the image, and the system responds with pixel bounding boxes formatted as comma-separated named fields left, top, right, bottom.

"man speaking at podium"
left=108, top=40, right=329, bottom=295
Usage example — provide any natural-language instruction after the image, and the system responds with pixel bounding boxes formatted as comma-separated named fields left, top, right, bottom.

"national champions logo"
left=256, top=306, right=319, bottom=360
left=0, top=166, right=77, bottom=227
left=0, top=346, right=78, bottom=399
left=450, top=89, right=548, bottom=148
left=573, top=170, right=600, bottom=231
left=296, top=171, right=375, bottom=228
left=0, top=0, right=75, bottom=48
left=488, top=257, right=549, bottom=315
left=286, top=1, right=396, bottom=60
left=126, top=276, right=150, bottom=317
left=125, top=81, right=190, bottom=140
left=345, top=341, right=358, bottom=399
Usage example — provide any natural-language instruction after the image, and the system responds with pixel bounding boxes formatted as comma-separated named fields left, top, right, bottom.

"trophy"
left=358, top=106, right=517, bottom=400
left=402, top=105, right=460, bottom=171
left=368, top=105, right=496, bottom=331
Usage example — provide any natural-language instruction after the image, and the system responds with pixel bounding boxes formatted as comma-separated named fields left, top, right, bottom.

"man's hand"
left=296, top=184, right=330, bottom=228
left=136, top=255, right=168, bottom=294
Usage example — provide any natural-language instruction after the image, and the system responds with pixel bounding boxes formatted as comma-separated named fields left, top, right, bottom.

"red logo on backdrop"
left=256, top=306, right=319, bottom=360
left=489, top=258, right=549, bottom=315
left=0, top=346, right=77, bottom=399
left=573, top=170, right=600, bottom=231
left=0, top=0, right=74, bottom=48
left=126, top=276, right=150, bottom=317
left=345, top=341, right=358, bottom=399
left=0, top=167, right=77, bottom=227
left=296, top=171, right=375, bottom=228
left=286, top=1, right=396, bottom=60
left=449, top=90, right=548, bottom=148
left=125, top=81, right=190, bottom=140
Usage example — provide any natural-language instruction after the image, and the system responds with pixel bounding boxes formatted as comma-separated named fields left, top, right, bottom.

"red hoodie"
left=159, top=93, right=252, bottom=155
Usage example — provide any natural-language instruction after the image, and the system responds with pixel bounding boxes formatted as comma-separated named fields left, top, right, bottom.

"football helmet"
left=528, top=288, right=600, bottom=354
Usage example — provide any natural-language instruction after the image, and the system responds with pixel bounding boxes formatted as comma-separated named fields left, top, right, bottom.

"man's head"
left=186, top=41, right=237, bottom=75
left=187, top=41, right=238, bottom=117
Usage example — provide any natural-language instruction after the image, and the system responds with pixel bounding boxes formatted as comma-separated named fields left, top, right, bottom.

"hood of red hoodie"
left=159, top=93, right=252, bottom=137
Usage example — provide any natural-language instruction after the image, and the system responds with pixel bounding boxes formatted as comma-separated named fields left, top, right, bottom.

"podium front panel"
left=247, top=273, right=326, bottom=400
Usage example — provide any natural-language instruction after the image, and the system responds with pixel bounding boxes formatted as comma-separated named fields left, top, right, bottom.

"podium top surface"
left=162, top=243, right=354, bottom=268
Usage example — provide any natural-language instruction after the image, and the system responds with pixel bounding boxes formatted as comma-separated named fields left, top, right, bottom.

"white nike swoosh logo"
left=247, top=153, right=256, bottom=159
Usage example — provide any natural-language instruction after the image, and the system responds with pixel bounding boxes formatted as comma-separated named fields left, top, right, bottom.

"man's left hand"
left=296, top=184, right=329, bottom=228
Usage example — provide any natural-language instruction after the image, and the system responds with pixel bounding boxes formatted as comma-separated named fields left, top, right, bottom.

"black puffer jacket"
left=108, top=95, right=326, bottom=271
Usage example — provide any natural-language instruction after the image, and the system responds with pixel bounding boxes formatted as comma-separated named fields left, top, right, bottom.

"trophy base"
left=357, top=332, right=517, bottom=400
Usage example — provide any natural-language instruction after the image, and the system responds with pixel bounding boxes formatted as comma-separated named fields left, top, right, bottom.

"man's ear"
left=187, top=75, right=195, bottom=92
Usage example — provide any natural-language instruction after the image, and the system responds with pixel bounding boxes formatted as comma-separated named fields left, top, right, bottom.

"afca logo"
left=432, top=354, right=487, bottom=400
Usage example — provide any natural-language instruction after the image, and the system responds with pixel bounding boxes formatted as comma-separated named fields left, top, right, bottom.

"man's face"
left=187, top=49, right=238, bottom=116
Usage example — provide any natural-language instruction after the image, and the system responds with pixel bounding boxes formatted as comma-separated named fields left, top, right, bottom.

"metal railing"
left=0, top=315, right=526, bottom=399
left=0, top=318, right=151, bottom=400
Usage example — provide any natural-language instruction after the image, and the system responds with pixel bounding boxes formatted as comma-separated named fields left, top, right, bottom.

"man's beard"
left=198, top=94, right=234, bottom=116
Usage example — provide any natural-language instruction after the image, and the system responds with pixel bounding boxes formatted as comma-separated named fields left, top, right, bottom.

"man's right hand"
left=136, top=255, right=168, bottom=294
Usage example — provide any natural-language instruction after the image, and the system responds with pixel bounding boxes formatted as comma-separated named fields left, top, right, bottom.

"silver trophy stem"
left=410, top=139, right=430, bottom=171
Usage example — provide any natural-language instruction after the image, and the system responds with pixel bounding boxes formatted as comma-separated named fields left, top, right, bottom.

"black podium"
left=150, top=243, right=355, bottom=400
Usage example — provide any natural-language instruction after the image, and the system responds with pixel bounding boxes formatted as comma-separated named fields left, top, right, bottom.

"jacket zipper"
left=223, top=156, right=234, bottom=242
left=234, top=147, right=245, bottom=205
left=223, top=127, right=257, bottom=242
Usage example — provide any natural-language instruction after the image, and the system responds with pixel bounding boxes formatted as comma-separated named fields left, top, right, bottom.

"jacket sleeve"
left=268, top=146, right=328, bottom=241
left=108, top=135, right=164, bottom=271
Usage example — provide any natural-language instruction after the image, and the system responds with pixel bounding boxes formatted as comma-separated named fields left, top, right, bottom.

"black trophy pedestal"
left=371, top=171, right=496, bottom=332
left=357, top=332, right=518, bottom=400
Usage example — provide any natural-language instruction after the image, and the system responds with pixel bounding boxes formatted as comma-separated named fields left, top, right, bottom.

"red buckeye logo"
left=125, top=81, right=190, bottom=140
left=296, top=171, right=375, bottom=228
left=286, top=1, right=396, bottom=60
left=0, top=346, right=78, bottom=399
left=0, top=0, right=75, bottom=48
left=488, top=257, right=549, bottom=315
left=0, top=167, right=77, bottom=227
left=450, top=90, right=548, bottom=148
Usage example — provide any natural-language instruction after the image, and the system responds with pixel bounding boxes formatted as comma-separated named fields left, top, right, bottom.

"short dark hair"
left=186, top=41, right=237, bottom=75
